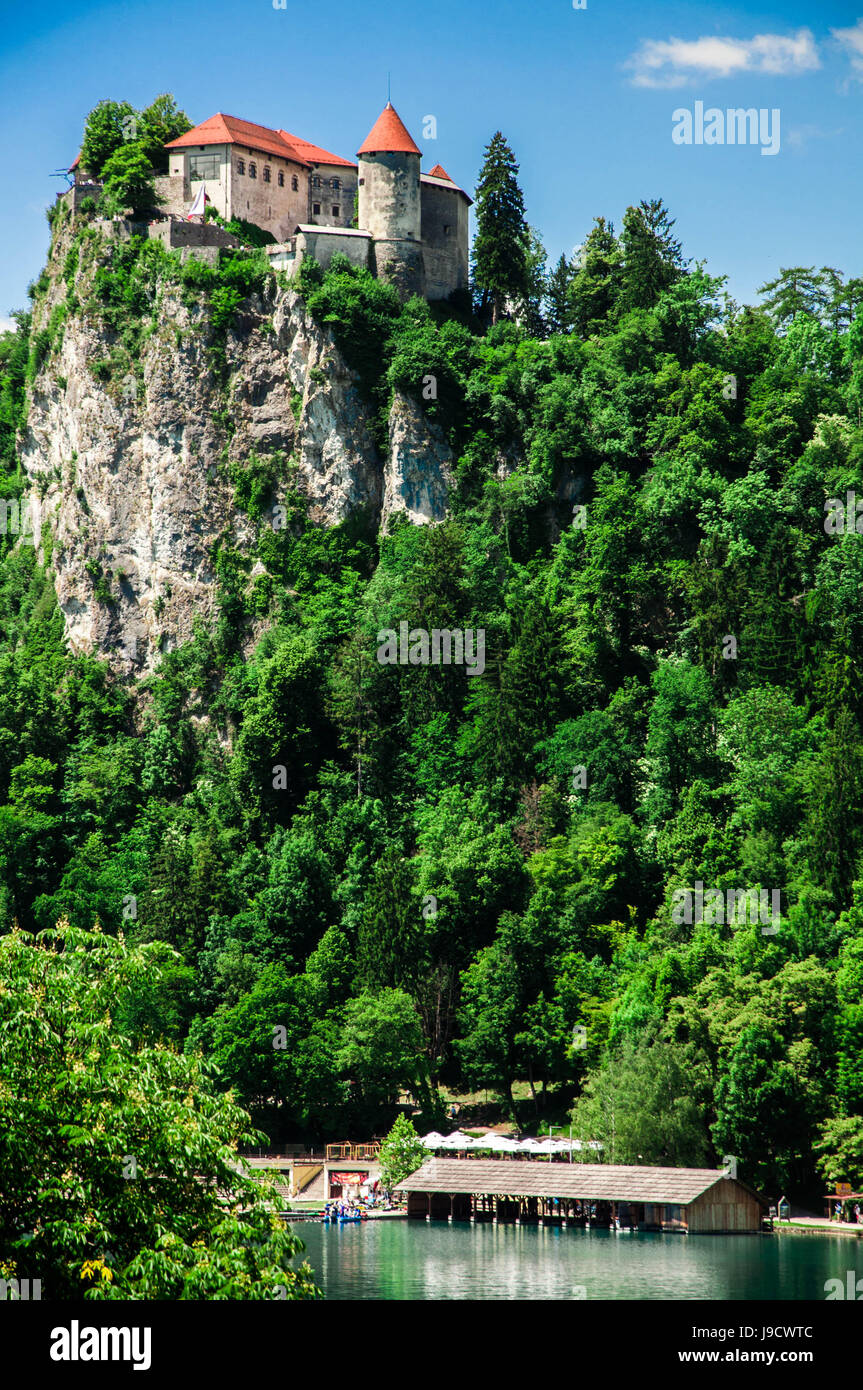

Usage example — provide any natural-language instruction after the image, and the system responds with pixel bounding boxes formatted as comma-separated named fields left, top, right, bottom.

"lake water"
left=293, top=1219, right=861, bottom=1300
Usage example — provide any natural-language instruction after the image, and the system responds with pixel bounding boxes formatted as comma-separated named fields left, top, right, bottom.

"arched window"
left=249, top=162, right=257, bottom=179
left=291, top=175, right=299, bottom=191
left=312, top=176, right=322, bottom=189
left=331, top=177, right=341, bottom=190
left=277, top=170, right=284, bottom=187
left=263, top=166, right=271, bottom=183
left=237, top=158, right=245, bottom=175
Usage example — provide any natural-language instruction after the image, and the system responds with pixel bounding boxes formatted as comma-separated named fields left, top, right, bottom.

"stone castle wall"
left=420, top=181, right=470, bottom=301
left=358, top=150, right=422, bottom=244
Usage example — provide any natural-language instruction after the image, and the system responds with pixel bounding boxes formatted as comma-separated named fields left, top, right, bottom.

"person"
left=855, top=1203, right=861, bottom=1225
left=835, top=1201, right=843, bottom=1222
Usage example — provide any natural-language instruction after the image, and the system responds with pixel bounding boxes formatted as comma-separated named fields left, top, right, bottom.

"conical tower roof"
left=358, top=102, right=421, bottom=156
left=428, top=163, right=454, bottom=181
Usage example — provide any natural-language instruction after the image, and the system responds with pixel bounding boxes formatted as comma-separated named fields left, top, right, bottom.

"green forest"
left=3, top=108, right=863, bottom=1255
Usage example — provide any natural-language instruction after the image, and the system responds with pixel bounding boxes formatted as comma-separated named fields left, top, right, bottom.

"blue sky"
left=1, top=0, right=862, bottom=322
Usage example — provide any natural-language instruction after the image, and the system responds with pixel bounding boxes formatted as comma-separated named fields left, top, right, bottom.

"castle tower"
left=357, top=102, right=424, bottom=298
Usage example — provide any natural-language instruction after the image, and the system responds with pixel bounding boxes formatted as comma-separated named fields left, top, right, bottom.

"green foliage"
left=137, top=94, right=192, bottom=172
left=471, top=131, right=529, bottom=324
left=378, top=1114, right=427, bottom=1190
left=570, top=1030, right=711, bottom=1166
left=99, top=142, right=159, bottom=219
left=0, top=923, right=320, bottom=1299
left=3, top=175, right=863, bottom=1224
left=80, top=99, right=137, bottom=178
left=80, top=94, right=190, bottom=180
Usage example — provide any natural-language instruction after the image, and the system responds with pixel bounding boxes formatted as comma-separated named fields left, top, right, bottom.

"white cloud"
left=0, top=317, right=16, bottom=336
left=625, top=28, right=821, bottom=88
left=832, top=19, right=863, bottom=78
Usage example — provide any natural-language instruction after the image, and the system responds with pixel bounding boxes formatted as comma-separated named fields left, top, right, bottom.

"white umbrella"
left=478, top=1133, right=520, bottom=1152
left=534, top=1139, right=558, bottom=1154
left=437, top=1132, right=472, bottom=1150
left=421, top=1131, right=445, bottom=1148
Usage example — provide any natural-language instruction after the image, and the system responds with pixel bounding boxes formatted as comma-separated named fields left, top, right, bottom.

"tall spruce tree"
left=619, top=199, right=687, bottom=314
left=569, top=217, right=622, bottom=336
left=471, top=132, right=529, bottom=324
left=546, top=253, right=576, bottom=335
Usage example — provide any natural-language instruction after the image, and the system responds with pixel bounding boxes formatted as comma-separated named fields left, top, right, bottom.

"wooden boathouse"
left=396, top=1160, right=768, bottom=1234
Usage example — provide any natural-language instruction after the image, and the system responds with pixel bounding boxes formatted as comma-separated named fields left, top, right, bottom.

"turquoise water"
left=293, top=1219, right=862, bottom=1300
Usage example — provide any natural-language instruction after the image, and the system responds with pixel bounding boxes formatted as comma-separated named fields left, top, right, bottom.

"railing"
left=325, top=1142, right=381, bottom=1162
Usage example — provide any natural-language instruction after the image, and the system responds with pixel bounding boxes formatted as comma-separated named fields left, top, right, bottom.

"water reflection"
left=293, top=1220, right=861, bottom=1301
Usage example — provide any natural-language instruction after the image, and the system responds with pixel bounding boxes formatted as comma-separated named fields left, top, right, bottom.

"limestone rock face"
left=19, top=227, right=453, bottom=674
left=383, top=391, right=453, bottom=530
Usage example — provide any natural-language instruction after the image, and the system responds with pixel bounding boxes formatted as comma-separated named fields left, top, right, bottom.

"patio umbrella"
left=474, top=1132, right=506, bottom=1149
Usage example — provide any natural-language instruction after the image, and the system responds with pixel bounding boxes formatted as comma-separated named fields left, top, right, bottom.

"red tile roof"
left=165, top=114, right=354, bottom=170
left=358, top=102, right=421, bottom=156
left=428, top=163, right=453, bottom=181
left=165, top=114, right=313, bottom=165
left=278, top=132, right=356, bottom=169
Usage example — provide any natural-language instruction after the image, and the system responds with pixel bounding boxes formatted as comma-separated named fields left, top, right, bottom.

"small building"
left=396, top=1159, right=769, bottom=1233
left=242, top=1143, right=382, bottom=1204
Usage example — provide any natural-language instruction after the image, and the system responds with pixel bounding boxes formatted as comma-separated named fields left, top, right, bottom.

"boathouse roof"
left=396, top=1159, right=767, bottom=1207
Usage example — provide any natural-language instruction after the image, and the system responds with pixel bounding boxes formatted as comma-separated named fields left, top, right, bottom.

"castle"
left=150, top=102, right=472, bottom=300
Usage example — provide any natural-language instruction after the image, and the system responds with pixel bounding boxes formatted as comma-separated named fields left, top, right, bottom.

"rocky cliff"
left=20, top=211, right=453, bottom=675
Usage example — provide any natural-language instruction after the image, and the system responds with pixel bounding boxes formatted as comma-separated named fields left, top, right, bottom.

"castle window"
left=332, top=206, right=340, bottom=217
left=189, top=153, right=220, bottom=181
left=443, top=224, right=451, bottom=236
left=313, top=203, right=321, bottom=216
left=312, top=176, right=322, bottom=189
left=278, top=170, right=284, bottom=187
left=331, top=177, right=341, bottom=190
left=291, top=175, right=299, bottom=191
left=249, top=162, right=257, bottom=179
left=236, top=158, right=245, bottom=175
left=358, top=177, right=364, bottom=186
left=263, top=166, right=271, bottom=183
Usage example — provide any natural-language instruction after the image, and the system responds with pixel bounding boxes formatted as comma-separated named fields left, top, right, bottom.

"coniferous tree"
left=758, top=266, right=828, bottom=330
left=546, top=253, right=576, bottom=335
left=471, top=132, right=529, bottom=324
left=619, top=199, right=687, bottom=315
left=515, top=227, right=549, bottom=337
left=569, top=217, right=621, bottom=336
